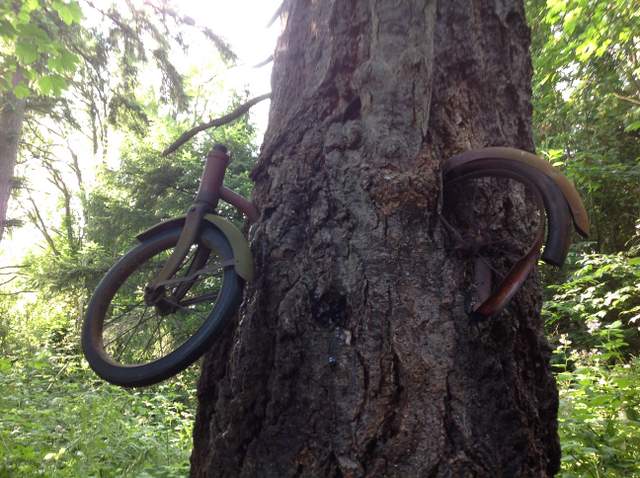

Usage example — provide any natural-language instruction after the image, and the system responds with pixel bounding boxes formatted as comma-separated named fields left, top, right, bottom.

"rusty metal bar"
left=220, top=186, right=259, bottom=223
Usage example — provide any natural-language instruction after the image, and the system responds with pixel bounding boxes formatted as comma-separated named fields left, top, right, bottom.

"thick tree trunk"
left=191, top=1, right=560, bottom=477
left=0, top=93, right=25, bottom=243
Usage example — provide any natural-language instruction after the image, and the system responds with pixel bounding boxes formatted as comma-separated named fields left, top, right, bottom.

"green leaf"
left=546, top=0, right=567, bottom=18
left=576, top=39, right=597, bottom=62
left=49, top=75, right=67, bottom=95
left=14, top=83, right=30, bottom=98
left=16, top=23, right=50, bottom=43
left=68, top=2, right=83, bottom=23
left=52, top=0, right=82, bottom=25
left=37, top=76, right=53, bottom=95
left=15, top=41, right=38, bottom=64
left=19, top=0, right=41, bottom=16
left=0, top=19, right=17, bottom=39
left=60, top=51, right=79, bottom=70
left=624, top=120, right=640, bottom=132
left=0, top=358, right=11, bottom=374
left=48, top=51, right=79, bottom=73
left=595, top=39, right=611, bottom=57
left=37, top=74, right=67, bottom=96
left=562, top=9, right=580, bottom=36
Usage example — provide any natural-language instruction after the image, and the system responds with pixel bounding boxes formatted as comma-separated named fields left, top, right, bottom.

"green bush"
left=0, top=346, right=197, bottom=477
left=553, top=334, right=640, bottom=477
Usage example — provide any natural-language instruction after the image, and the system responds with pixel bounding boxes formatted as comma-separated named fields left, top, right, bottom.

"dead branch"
left=253, top=55, right=274, bottom=68
left=162, top=93, right=271, bottom=156
left=267, top=1, right=288, bottom=27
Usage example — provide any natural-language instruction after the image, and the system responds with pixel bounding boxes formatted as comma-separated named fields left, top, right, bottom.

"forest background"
left=0, top=0, right=638, bottom=476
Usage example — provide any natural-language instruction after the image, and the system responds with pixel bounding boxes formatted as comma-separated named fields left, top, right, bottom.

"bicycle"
left=81, top=144, right=588, bottom=387
left=81, top=145, right=257, bottom=387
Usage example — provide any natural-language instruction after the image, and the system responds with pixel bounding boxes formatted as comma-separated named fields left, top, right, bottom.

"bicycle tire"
left=81, top=223, right=243, bottom=387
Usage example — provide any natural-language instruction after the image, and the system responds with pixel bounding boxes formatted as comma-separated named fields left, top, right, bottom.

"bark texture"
left=0, top=93, right=25, bottom=243
left=191, top=1, right=560, bottom=476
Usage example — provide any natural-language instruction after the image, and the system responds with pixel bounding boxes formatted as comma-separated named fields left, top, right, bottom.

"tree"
left=0, top=89, right=24, bottom=243
left=191, top=1, right=560, bottom=476
left=0, top=0, right=83, bottom=242
left=0, top=0, right=232, bottom=244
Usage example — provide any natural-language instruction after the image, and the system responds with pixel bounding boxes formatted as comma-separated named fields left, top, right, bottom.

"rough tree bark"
left=191, top=1, right=560, bottom=476
left=0, top=93, right=25, bottom=243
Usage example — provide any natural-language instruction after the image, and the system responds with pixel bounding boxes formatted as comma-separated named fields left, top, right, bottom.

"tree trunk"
left=0, top=92, right=25, bottom=243
left=191, top=1, right=560, bottom=477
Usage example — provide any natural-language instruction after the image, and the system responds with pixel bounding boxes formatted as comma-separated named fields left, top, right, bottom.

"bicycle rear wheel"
left=82, top=224, right=243, bottom=387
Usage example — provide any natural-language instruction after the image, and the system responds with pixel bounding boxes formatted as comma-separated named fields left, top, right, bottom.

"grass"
left=0, top=347, right=196, bottom=477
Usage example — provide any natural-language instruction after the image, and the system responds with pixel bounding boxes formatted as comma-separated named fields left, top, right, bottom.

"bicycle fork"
left=144, top=145, right=231, bottom=310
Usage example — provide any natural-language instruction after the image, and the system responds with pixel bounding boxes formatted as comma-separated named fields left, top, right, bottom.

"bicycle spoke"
left=104, top=309, right=156, bottom=348
left=179, top=292, right=218, bottom=307
left=478, top=254, right=506, bottom=280
left=156, top=263, right=224, bottom=289
left=159, top=324, right=165, bottom=356
left=94, top=236, right=230, bottom=368
left=115, top=306, right=150, bottom=361
left=140, top=312, right=165, bottom=360
left=440, top=209, right=511, bottom=282
left=104, top=302, right=146, bottom=328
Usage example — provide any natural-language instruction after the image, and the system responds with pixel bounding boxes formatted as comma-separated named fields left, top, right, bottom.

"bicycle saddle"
left=442, top=147, right=589, bottom=320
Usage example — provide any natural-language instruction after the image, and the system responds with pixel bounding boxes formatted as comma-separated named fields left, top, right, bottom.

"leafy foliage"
left=553, top=333, right=640, bottom=477
left=0, top=0, right=83, bottom=98
left=84, top=113, right=256, bottom=257
left=545, top=254, right=640, bottom=354
left=525, top=1, right=640, bottom=475
left=528, top=0, right=640, bottom=252
left=0, top=344, right=196, bottom=477
left=1, top=1, right=256, bottom=472
left=0, top=107, right=256, bottom=477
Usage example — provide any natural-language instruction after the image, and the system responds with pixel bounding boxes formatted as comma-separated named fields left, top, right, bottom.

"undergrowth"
left=0, top=347, right=196, bottom=477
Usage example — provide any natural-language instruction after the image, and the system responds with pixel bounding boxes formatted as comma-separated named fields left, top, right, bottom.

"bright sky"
left=0, top=0, right=282, bottom=267
left=178, top=0, right=281, bottom=137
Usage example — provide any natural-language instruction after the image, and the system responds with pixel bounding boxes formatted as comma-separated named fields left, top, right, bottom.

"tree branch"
left=143, top=0, right=238, bottom=62
left=162, top=93, right=271, bottom=156
left=0, top=276, right=16, bottom=287
left=613, top=93, right=640, bottom=106
left=267, top=1, right=288, bottom=27
left=253, top=55, right=274, bottom=68
left=27, top=195, right=60, bottom=256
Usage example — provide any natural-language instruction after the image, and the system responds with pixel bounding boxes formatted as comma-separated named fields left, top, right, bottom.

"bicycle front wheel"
left=82, top=224, right=243, bottom=387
